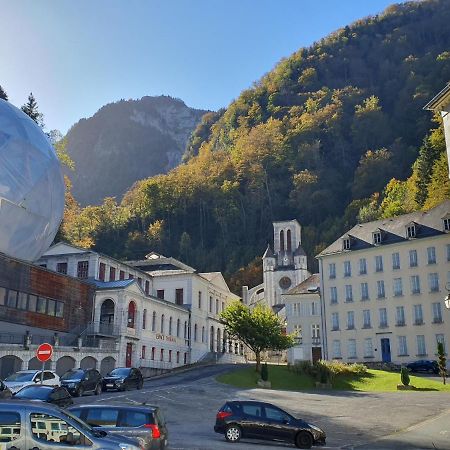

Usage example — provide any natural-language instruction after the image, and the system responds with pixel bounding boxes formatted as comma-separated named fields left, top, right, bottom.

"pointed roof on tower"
left=293, top=243, right=306, bottom=256
left=263, top=243, right=275, bottom=258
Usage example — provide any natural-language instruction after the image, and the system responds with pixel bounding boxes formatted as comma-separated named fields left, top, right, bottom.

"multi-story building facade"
left=282, top=274, right=323, bottom=363
left=38, top=243, right=242, bottom=371
left=317, top=200, right=450, bottom=365
left=0, top=252, right=116, bottom=379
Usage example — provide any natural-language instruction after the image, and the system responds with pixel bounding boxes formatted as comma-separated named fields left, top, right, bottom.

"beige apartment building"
left=282, top=274, right=323, bottom=364
left=317, top=200, right=450, bottom=366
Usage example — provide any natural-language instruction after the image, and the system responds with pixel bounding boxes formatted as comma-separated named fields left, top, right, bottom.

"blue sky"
left=1, top=0, right=403, bottom=134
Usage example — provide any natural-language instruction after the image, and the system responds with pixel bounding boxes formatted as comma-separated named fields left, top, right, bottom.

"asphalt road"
left=73, top=364, right=450, bottom=450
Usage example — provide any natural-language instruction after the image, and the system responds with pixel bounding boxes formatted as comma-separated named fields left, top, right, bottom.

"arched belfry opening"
left=287, top=229, right=292, bottom=252
left=280, top=230, right=285, bottom=251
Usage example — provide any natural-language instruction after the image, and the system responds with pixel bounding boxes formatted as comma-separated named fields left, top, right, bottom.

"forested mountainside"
left=61, top=0, right=450, bottom=294
left=65, top=96, right=207, bottom=205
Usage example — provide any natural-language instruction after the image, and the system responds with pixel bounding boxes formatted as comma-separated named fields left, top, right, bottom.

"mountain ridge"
left=61, top=0, right=450, bottom=292
left=65, top=95, right=208, bottom=205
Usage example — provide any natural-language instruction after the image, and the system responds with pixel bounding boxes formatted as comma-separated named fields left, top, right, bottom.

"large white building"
left=317, top=200, right=450, bottom=365
left=243, top=220, right=310, bottom=307
left=38, top=243, right=242, bottom=371
left=282, top=274, right=323, bottom=363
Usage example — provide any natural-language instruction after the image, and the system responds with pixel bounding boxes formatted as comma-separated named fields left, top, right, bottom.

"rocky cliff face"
left=65, top=96, right=207, bottom=205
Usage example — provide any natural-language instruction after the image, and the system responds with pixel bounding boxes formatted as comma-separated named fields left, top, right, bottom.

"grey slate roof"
left=286, top=274, right=320, bottom=295
left=126, top=254, right=196, bottom=273
left=293, top=244, right=307, bottom=256
left=92, top=279, right=136, bottom=289
left=263, top=244, right=275, bottom=258
left=317, top=200, right=450, bottom=258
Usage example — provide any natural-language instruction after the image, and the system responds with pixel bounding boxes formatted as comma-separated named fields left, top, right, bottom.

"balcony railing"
left=86, top=322, right=120, bottom=337
left=0, top=332, right=117, bottom=350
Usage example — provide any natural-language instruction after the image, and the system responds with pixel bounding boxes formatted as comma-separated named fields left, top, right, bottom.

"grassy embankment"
left=217, top=365, right=450, bottom=392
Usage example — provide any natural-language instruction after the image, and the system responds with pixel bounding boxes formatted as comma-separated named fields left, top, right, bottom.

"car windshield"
left=15, top=385, right=51, bottom=400
left=108, top=368, right=130, bottom=377
left=61, top=370, right=84, bottom=380
left=5, top=372, right=35, bottom=382
left=60, top=409, right=98, bottom=436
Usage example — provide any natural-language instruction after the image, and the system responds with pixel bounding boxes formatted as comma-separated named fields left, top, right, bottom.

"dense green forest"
left=60, top=0, right=450, bottom=294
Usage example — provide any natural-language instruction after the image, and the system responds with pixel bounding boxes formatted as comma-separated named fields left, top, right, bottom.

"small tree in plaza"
left=220, top=301, right=295, bottom=372
left=437, top=341, right=447, bottom=385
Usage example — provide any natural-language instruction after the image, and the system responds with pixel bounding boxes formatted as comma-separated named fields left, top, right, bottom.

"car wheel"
left=94, top=383, right=102, bottom=395
left=225, top=424, right=241, bottom=443
left=75, top=386, right=84, bottom=397
left=295, top=431, right=313, bottom=449
left=137, top=380, right=143, bottom=390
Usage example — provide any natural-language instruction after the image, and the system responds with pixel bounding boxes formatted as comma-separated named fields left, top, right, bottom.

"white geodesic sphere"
left=0, top=99, right=64, bottom=261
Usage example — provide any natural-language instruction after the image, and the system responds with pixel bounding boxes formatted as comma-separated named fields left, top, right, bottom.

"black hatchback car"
left=60, top=368, right=103, bottom=397
left=13, top=384, right=73, bottom=408
left=214, top=400, right=325, bottom=449
left=102, top=367, right=144, bottom=392
left=406, top=360, right=439, bottom=374
left=68, top=404, right=168, bottom=449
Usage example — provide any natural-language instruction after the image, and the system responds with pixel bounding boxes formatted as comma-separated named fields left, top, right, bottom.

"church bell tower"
left=263, top=220, right=309, bottom=307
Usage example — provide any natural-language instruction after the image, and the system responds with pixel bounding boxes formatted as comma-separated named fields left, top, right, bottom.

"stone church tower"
left=262, top=220, right=309, bottom=307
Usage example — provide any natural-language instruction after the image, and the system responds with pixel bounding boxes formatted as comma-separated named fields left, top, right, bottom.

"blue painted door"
left=381, top=338, right=391, bottom=362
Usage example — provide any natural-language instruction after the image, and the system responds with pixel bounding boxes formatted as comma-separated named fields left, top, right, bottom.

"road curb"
left=143, top=363, right=217, bottom=381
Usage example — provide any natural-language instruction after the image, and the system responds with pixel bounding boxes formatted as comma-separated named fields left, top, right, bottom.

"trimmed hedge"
left=290, top=360, right=368, bottom=383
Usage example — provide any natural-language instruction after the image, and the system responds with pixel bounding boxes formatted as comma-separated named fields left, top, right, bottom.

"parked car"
left=13, top=384, right=73, bottom=408
left=102, top=367, right=144, bottom=392
left=68, top=403, right=168, bottom=449
left=0, top=400, right=141, bottom=449
left=0, top=380, right=12, bottom=399
left=406, top=360, right=439, bottom=374
left=60, top=368, right=102, bottom=397
left=4, top=370, right=60, bottom=394
left=214, top=400, right=326, bottom=449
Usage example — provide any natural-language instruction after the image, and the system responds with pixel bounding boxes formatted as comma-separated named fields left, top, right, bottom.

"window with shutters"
left=77, top=261, right=89, bottom=278
left=392, top=252, right=400, bottom=270
left=345, top=285, right=353, bottom=302
left=56, top=262, right=67, bottom=275
left=175, top=289, right=184, bottom=305
left=99, top=263, right=106, bottom=281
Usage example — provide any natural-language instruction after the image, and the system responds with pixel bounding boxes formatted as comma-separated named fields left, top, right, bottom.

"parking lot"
left=72, top=364, right=450, bottom=450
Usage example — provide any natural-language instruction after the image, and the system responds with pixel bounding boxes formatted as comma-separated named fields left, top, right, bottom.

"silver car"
left=69, top=404, right=166, bottom=449
left=4, top=370, right=60, bottom=394
left=0, top=400, right=140, bottom=450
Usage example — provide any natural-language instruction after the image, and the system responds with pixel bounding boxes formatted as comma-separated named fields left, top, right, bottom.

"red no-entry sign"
left=36, top=343, right=53, bottom=362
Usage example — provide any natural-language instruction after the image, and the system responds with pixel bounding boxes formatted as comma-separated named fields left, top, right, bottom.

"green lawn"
left=217, top=365, right=450, bottom=392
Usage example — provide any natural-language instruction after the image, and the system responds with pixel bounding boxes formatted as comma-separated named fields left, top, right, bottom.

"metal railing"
left=0, top=332, right=117, bottom=350
left=85, top=321, right=121, bottom=337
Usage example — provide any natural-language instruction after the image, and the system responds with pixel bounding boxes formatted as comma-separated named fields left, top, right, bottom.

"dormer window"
left=406, top=224, right=416, bottom=239
left=373, top=231, right=382, bottom=245
left=343, top=238, right=351, bottom=250
left=444, top=218, right=450, bottom=232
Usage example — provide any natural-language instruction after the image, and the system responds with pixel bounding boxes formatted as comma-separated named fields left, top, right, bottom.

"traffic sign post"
left=36, top=343, right=53, bottom=384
